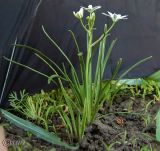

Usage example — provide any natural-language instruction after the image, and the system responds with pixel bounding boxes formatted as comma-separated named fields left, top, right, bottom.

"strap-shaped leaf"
left=147, top=70, right=160, bottom=81
left=0, top=109, right=79, bottom=150
left=156, top=110, right=160, bottom=142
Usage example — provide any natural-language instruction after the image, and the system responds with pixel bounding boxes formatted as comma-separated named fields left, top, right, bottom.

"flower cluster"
left=73, top=5, right=128, bottom=22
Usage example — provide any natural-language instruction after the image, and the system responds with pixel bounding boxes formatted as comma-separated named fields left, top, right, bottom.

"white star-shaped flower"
left=73, top=8, right=84, bottom=19
left=82, top=5, right=101, bottom=13
left=102, top=11, right=128, bottom=22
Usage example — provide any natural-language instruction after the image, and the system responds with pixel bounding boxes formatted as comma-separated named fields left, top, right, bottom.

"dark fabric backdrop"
left=1, top=0, right=160, bottom=107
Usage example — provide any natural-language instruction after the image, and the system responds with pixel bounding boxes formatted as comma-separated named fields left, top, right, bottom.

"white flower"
left=102, top=11, right=128, bottom=22
left=73, top=8, right=84, bottom=19
left=82, top=5, right=101, bottom=13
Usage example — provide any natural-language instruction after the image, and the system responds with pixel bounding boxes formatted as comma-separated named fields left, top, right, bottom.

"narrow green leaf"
left=68, top=30, right=80, bottom=53
left=59, top=82, right=79, bottom=136
left=68, top=30, right=85, bottom=83
left=156, top=110, right=160, bottom=142
left=0, top=109, right=79, bottom=150
left=94, top=41, right=103, bottom=84
left=102, top=39, right=117, bottom=75
left=147, top=70, right=160, bottom=81
left=3, top=57, right=49, bottom=79
left=13, top=44, right=64, bottom=75
left=42, top=26, right=75, bottom=70
left=48, top=75, right=59, bottom=84
left=59, top=111, right=73, bottom=137
left=118, top=56, right=152, bottom=80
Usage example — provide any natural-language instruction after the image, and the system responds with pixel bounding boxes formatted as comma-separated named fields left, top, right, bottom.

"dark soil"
left=79, top=95, right=160, bottom=151
left=1, top=94, right=160, bottom=151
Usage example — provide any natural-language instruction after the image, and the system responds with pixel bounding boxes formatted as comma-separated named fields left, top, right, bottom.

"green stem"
left=91, top=22, right=116, bottom=48
left=107, top=21, right=116, bottom=33
left=85, top=30, right=93, bottom=123
left=80, top=19, right=88, bottom=32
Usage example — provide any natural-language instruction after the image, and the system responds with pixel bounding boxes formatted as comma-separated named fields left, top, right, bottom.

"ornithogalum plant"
left=4, top=5, right=152, bottom=142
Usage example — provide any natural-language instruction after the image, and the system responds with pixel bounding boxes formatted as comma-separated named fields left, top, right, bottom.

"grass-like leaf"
left=156, top=110, right=160, bottom=142
left=0, top=109, right=79, bottom=150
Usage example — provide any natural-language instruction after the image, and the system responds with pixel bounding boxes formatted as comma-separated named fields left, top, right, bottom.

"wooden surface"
left=0, top=126, right=8, bottom=151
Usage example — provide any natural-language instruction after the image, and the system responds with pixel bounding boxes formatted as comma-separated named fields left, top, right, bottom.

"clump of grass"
left=4, top=5, right=152, bottom=143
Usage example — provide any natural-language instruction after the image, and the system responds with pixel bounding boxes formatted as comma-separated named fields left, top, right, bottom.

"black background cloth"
left=1, top=0, right=160, bottom=107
